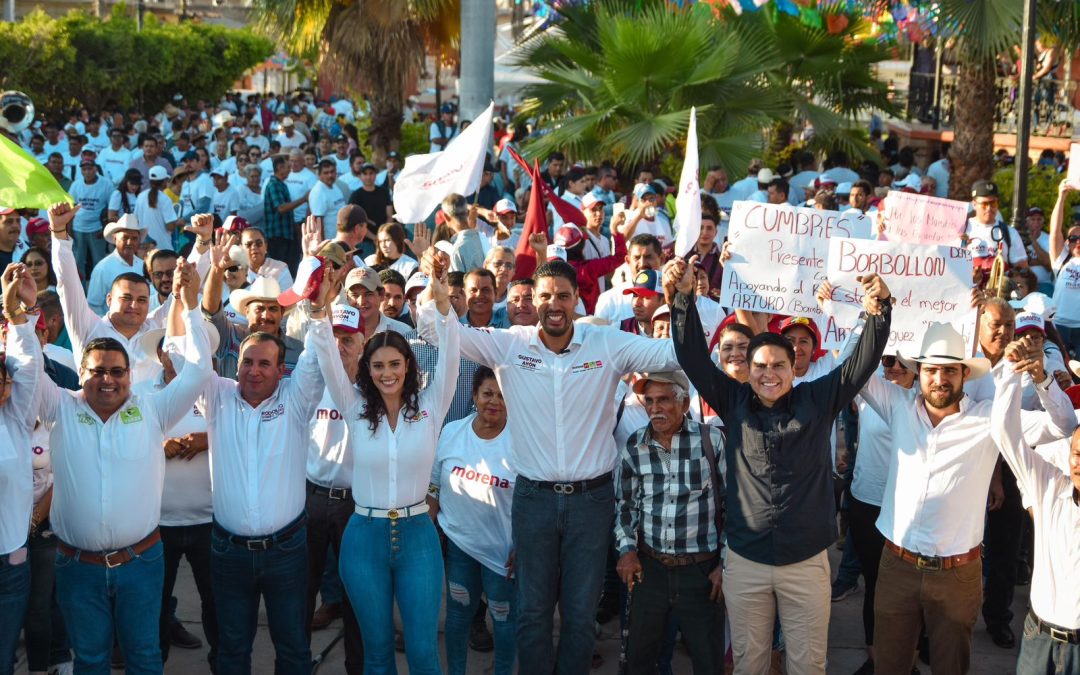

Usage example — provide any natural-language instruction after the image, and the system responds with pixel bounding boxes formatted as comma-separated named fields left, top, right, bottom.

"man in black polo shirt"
left=667, top=258, right=891, bottom=675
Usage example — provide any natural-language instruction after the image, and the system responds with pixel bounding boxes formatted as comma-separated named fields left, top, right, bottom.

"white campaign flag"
left=673, top=108, right=701, bottom=258
left=393, top=102, right=494, bottom=224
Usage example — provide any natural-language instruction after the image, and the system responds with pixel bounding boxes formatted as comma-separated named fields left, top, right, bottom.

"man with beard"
left=415, top=253, right=680, bottom=675
left=858, top=322, right=1075, bottom=674
left=146, top=249, right=178, bottom=311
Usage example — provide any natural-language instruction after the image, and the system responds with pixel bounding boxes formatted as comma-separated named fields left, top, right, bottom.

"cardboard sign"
left=880, top=191, right=969, bottom=246
left=823, top=237, right=976, bottom=352
left=717, top=201, right=872, bottom=330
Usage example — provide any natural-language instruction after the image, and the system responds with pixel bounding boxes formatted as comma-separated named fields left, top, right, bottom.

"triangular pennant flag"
left=505, top=145, right=587, bottom=229
left=514, top=160, right=548, bottom=281
left=0, top=133, right=72, bottom=209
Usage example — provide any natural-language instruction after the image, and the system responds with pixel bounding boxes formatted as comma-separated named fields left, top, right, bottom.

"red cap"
left=554, top=226, right=584, bottom=249
left=778, top=316, right=827, bottom=361
left=1066, top=384, right=1080, bottom=410
left=25, top=218, right=49, bottom=237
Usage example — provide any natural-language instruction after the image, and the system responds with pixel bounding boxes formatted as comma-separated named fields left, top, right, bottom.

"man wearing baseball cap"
left=342, top=266, right=411, bottom=337
left=965, top=180, right=1029, bottom=272
left=209, top=167, right=240, bottom=223
left=620, top=270, right=664, bottom=336
left=580, top=192, right=611, bottom=262
left=1023, top=206, right=1054, bottom=291
left=628, top=182, right=673, bottom=246
left=430, top=103, right=458, bottom=152
left=305, top=303, right=366, bottom=673
left=68, top=157, right=113, bottom=278
left=615, top=370, right=726, bottom=674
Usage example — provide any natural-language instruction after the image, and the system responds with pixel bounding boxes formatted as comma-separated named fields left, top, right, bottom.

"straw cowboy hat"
left=897, top=322, right=991, bottom=379
left=103, top=213, right=145, bottom=245
left=228, top=276, right=285, bottom=316
left=139, top=321, right=221, bottom=366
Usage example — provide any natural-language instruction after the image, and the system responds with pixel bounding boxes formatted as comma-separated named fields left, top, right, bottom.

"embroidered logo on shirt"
left=261, top=404, right=285, bottom=422
left=119, top=407, right=143, bottom=424
left=405, top=410, right=430, bottom=423
left=571, top=360, right=604, bottom=374
left=77, top=412, right=95, bottom=426
left=515, top=354, right=541, bottom=372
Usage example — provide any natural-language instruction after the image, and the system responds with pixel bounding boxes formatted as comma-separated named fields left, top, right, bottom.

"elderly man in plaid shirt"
left=615, top=370, right=726, bottom=675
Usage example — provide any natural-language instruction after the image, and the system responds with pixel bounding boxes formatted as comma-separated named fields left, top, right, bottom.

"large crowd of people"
left=0, top=90, right=1078, bottom=675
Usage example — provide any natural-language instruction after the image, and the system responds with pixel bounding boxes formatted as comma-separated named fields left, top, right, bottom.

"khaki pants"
left=724, top=548, right=831, bottom=675
left=873, top=546, right=982, bottom=675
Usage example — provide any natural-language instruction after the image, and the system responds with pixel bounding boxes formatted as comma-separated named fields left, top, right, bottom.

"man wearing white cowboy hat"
left=201, top=235, right=303, bottom=379
left=48, top=203, right=169, bottom=384
left=858, top=321, right=1076, bottom=675
left=86, top=212, right=148, bottom=316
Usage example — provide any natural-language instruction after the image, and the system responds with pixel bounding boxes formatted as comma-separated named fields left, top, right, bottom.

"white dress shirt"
left=991, top=367, right=1080, bottom=629
left=861, top=364, right=1074, bottom=557
left=248, top=258, right=294, bottom=291
left=309, top=307, right=460, bottom=509
left=0, top=320, right=41, bottom=554
left=199, top=331, right=324, bottom=536
left=39, top=310, right=211, bottom=551
left=53, top=237, right=167, bottom=384
left=133, top=365, right=212, bottom=527
left=417, top=302, right=679, bottom=482
left=306, top=386, right=353, bottom=489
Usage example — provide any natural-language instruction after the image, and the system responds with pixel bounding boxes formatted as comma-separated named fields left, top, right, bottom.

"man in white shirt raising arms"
left=858, top=322, right=1075, bottom=675
left=991, top=343, right=1080, bottom=675
left=198, top=267, right=337, bottom=675
left=50, top=205, right=169, bottom=384
left=415, top=253, right=680, bottom=675
left=35, top=258, right=211, bottom=674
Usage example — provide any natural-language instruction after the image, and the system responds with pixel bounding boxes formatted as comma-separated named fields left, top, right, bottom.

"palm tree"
left=252, top=0, right=458, bottom=159
left=514, top=0, right=896, bottom=175
left=512, top=1, right=788, bottom=176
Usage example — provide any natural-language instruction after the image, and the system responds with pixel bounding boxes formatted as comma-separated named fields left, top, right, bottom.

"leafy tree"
left=513, top=0, right=896, bottom=176
left=0, top=8, right=272, bottom=116
left=252, top=0, right=457, bottom=160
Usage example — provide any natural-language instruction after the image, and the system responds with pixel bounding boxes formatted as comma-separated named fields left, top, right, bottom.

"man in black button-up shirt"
left=667, top=259, right=891, bottom=675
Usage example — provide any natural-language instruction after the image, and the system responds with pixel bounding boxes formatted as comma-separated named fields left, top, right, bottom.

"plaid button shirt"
left=615, top=417, right=725, bottom=556
left=263, top=176, right=295, bottom=240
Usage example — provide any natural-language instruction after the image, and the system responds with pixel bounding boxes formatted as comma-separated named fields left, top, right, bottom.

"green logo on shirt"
left=119, top=407, right=143, bottom=424
left=77, top=412, right=95, bottom=425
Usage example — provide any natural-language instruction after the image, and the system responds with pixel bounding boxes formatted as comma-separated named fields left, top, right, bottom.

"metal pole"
left=931, top=43, right=944, bottom=130
left=4, top=0, right=14, bottom=22
left=137, top=0, right=145, bottom=31
left=459, top=0, right=495, bottom=120
left=1011, top=0, right=1037, bottom=255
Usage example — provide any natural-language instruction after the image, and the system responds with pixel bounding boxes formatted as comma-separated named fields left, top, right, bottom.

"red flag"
left=514, top=159, right=548, bottom=280
left=506, top=146, right=587, bottom=229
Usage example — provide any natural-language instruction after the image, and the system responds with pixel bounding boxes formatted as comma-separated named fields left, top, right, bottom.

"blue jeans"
left=513, top=475, right=614, bottom=675
left=0, top=548, right=31, bottom=675
left=211, top=521, right=311, bottom=675
left=444, top=538, right=516, bottom=675
left=54, top=539, right=165, bottom=675
left=1017, top=612, right=1080, bottom=674
left=24, top=530, right=70, bottom=671
left=340, top=510, right=443, bottom=675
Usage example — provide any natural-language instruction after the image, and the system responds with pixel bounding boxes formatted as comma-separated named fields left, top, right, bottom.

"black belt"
left=527, top=472, right=612, bottom=495
left=1028, top=609, right=1080, bottom=644
left=213, top=513, right=307, bottom=551
left=307, top=480, right=352, bottom=502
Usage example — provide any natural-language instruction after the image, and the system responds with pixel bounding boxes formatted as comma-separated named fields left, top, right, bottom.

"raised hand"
left=302, top=215, right=328, bottom=258
left=176, top=259, right=199, bottom=311
left=210, top=233, right=238, bottom=273
left=857, top=273, right=891, bottom=316
left=719, top=240, right=734, bottom=264
left=815, top=280, right=834, bottom=310
left=184, top=213, right=215, bottom=245
left=47, top=202, right=80, bottom=240
left=312, top=264, right=341, bottom=311
left=528, top=232, right=548, bottom=253
left=409, top=222, right=431, bottom=259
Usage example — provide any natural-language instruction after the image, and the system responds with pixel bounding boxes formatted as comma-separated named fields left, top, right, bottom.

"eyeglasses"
left=25, top=259, right=46, bottom=268
left=974, top=200, right=998, bottom=208
left=151, top=270, right=174, bottom=280
left=86, top=367, right=129, bottom=379
left=225, top=265, right=242, bottom=273
left=1068, top=235, right=1080, bottom=244
left=881, top=356, right=898, bottom=368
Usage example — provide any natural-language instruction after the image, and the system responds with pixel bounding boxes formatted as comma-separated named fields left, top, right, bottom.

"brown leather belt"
left=884, top=540, right=981, bottom=571
left=640, top=543, right=718, bottom=567
left=57, top=529, right=161, bottom=568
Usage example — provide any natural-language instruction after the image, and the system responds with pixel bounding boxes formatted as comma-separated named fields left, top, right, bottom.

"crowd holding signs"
left=0, top=92, right=1079, bottom=675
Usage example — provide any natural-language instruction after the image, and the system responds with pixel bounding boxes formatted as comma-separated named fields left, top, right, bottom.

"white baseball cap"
left=148, top=166, right=171, bottom=181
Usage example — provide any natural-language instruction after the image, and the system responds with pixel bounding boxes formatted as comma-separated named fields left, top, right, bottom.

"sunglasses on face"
left=881, top=355, right=899, bottom=368
left=225, top=265, right=241, bottom=274
left=86, top=367, right=129, bottom=379
left=1068, top=235, right=1080, bottom=244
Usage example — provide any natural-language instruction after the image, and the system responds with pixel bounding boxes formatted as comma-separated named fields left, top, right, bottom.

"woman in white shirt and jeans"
left=428, top=366, right=517, bottom=675
left=309, top=266, right=459, bottom=675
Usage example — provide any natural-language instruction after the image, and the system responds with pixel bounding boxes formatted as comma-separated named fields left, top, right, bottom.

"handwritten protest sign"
left=717, top=201, right=872, bottom=332
left=823, top=237, right=976, bottom=352
left=880, top=191, right=969, bottom=245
